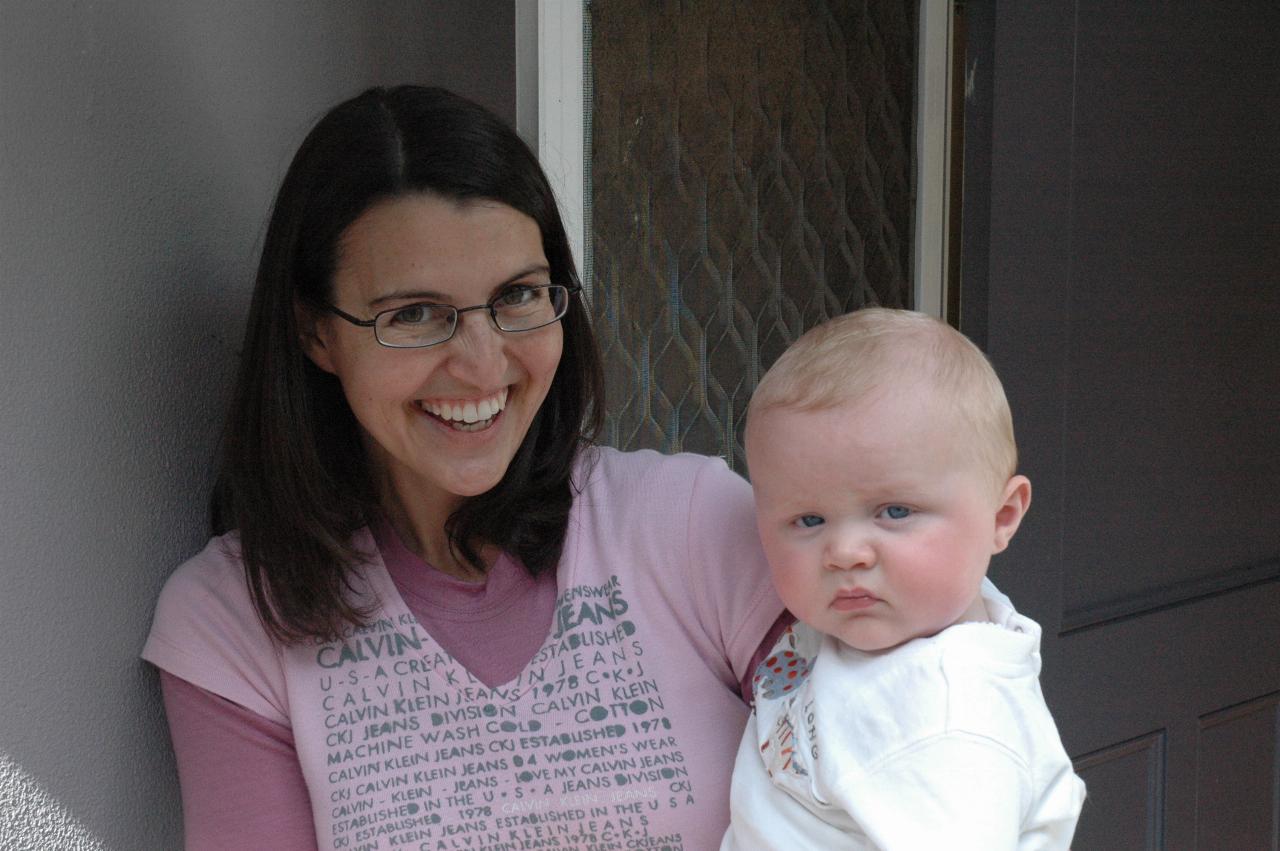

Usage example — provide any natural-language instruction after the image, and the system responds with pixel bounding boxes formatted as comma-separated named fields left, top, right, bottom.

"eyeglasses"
left=318, top=284, right=579, bottom=349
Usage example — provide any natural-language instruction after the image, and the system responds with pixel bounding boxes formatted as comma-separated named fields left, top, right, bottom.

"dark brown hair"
left=212, top=86, right=604, bottom=643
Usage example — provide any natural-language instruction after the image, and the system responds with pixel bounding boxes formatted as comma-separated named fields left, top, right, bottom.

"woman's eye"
left=882, top=505, right=912, bottom=520
left=390, top=304, right=439, bottom=325
left=494, top=286, right=539, bottom=308
left=795, top=515, right=825, bottom=528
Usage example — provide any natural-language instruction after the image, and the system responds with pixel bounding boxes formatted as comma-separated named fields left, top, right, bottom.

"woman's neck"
left=376, top=474, right=489, bottom=582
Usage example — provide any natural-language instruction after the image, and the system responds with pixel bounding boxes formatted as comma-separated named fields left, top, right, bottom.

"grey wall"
left=0, top=2, right=515, bottom=847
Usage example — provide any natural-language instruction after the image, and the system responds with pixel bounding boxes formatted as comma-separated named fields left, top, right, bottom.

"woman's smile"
left=417, top=388, right=509, bottom=430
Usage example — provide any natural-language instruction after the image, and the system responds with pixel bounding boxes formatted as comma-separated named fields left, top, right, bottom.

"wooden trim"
left=1062, top=557, right=1280, bottom=635
left=913, top=0, right=953, bottom=318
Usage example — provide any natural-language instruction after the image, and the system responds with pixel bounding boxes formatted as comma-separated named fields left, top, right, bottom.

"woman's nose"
left=444, top=311, right=508, bottom=384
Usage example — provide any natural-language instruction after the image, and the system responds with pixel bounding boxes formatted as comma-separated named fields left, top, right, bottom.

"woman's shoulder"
left=145, top=531, right=292, bottom=725
left=154, top=532, right=251, bottom=613
left=570, top=445, right=757, bottom=551
left=575, top=444, right=741, bottom=493
left=149, top=531, right=265, bottom=641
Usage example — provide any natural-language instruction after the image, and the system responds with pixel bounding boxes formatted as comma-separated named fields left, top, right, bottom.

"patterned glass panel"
left=590, top=0, right=916, bottom=469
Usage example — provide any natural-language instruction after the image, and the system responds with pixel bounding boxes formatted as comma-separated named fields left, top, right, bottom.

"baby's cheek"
left=769, top=562, right=813, bottom=614
left=770, top=563, right=806, bottom=605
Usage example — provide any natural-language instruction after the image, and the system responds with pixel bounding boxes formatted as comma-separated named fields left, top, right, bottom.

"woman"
left=144, top=86, right=784, bottom=850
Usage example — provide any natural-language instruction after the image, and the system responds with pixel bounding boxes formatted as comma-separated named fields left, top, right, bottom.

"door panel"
left=1073, top=732, right=1165, bottom=851
left=1195, top=694, right=1280, bottom=847
left=970, top=2, right=1280, bottom=847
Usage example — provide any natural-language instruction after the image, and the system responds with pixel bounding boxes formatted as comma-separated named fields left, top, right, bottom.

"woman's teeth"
left=419, top=389, right=508, bottom=429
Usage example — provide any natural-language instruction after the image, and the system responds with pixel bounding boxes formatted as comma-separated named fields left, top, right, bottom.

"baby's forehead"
left=787, top=374, right=955, bottom=422
left=748, top=392, right=999, bottom=474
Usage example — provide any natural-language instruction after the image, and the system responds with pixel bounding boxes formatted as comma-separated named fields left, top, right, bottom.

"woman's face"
left=304, top=193, right=564, bottom=525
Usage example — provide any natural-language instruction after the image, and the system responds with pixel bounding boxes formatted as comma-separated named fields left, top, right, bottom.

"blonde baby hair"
left=747, top=308, right=1018, bottom=494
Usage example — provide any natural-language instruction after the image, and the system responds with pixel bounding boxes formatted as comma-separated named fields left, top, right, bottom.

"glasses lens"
left=375, top=303, right=457, bottom=347
left=494, top=285, right=569, bottom=332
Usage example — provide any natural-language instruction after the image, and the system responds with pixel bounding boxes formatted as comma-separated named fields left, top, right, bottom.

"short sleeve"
left=142, top=535, right=290, bottom=726
left=684, top=455, right=785, bottom=686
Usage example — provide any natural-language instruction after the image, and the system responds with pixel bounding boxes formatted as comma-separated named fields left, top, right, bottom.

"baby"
left=723, top=308, right=1085, bottom=849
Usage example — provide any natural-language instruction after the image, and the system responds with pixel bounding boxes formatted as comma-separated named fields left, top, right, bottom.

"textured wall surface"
left=590, top=0, right=916, bottom=468
left=0, top=2, right=514, bottom=847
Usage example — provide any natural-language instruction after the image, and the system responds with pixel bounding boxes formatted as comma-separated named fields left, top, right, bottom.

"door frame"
left=914, top=0, right=954, bottom=319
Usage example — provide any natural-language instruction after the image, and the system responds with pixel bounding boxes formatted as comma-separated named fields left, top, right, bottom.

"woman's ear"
left=992, top=475, right=1032, bottom=553
left=295, top=300, right=336, bottom=375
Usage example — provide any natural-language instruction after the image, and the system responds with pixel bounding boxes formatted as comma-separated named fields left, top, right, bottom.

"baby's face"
left=747, top=390, right=1010, bottom=652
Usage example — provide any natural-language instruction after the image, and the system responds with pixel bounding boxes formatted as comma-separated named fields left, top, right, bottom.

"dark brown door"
left=963, top=3, right=1280, bottom=847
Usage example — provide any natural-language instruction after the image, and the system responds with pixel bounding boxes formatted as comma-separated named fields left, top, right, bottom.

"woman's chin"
left=431, top=462, right=513, bottom=501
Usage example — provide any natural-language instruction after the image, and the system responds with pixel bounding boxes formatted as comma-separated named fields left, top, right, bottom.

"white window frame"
left=516, top=1, right=587, bottom=296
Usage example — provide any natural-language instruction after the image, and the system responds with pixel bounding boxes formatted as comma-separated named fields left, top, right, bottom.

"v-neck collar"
left=362, top=521, right=561, bottom=692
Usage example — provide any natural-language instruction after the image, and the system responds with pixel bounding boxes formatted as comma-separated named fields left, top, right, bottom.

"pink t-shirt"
left=372, top=514, right=561, bottom=689
left=145, top=447, right=782, bottom=850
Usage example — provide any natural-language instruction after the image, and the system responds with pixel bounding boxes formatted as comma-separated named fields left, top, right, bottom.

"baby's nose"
left=824, top=532, right=875, bottom=571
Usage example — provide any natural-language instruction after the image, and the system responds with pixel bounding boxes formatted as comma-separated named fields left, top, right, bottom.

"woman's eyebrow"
left=491, top=264, right=553, bottom=288
left=369, top=288, right=448, bottom=308
left=368, top=264, right=553, bottom=309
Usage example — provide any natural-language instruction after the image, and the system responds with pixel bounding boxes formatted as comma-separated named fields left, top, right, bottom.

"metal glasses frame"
left=316, top=283, right=581, bottom=349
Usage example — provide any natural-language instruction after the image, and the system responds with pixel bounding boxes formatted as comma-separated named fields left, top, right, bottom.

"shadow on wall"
left=0, top=1, right=515, bottom=848
left=0, top=754, right=107, bottom=851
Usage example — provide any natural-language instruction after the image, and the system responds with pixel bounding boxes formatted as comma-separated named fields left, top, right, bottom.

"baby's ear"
left=992, top=475, right=1031, bottom=553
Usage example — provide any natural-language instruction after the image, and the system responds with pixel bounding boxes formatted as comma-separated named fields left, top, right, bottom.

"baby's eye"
left=794, top=515, right=825, bottom=528
left=881, top=505, right=912, bottom=520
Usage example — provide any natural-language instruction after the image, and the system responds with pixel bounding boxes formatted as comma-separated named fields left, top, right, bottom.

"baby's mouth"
left=417, top=388, right=509, bottom=432
left=832, top=588, right=880, bottom=611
